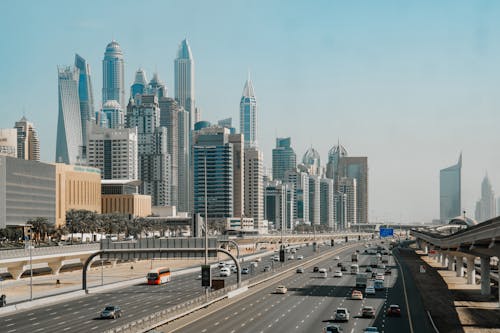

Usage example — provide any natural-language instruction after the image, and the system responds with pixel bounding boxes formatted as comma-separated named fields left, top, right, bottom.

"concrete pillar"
left=442, top=253, right=449, bottom=267
left=423, top=244, right=429, bottom=255
left=448, top=255, right=455, bottom=271
left=7, top=266, right=26, bottom=280
left=47, top=259, right=63, bottom=275
left=466, top=256, right=476, bottom=284
left=456, top=256, right=464, bottom=277
left=480, top=257, right=491, bottom=295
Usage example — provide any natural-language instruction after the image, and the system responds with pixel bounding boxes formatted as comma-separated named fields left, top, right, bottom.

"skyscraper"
left=272, top=137, right=297, bottom=181
left=102, top=41, right=125, bottom=110
left=174, top=39, right=196, bottom=127
left=475, top=173, right=496, bottom=222
left=102, top=100, right=124, bottom=129
left=0, top=129, right=17, bottom=158
left=265, top=180, right=294, bottom=231
left=229, top=133, right=245, bottom=218
left=337, top=177, right=357, bottom=228
left=326, top=143, right=348, bottom=179
left=320, top=178, right=335, bottom=229
left=240, top=77, right=257, bottom=148
left=338, top=156, right=368, bottom=224
left=74, top=54, right=95, bottom=158
left=131, top=68, right=148, bottom=98
left=302, top=147, right=322, bottom=176
left=56, top=66, right=83, bottom=164
left=440, top=154, right=462, bottom=223
left=285, top=168, right=309, bottom=225
left=308, top=175, right=320, bottom=225
left=149, top=72, right=167, bottom=98
left=14, top=116, right=40, bottom=161
left=126, top=94, right=170, bottom=206
left=244, top=147, right=264, bottom=230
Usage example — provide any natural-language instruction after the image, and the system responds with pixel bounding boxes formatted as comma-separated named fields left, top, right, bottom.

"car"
left=313, top=266, right=320, bottom=272
left=376, top=274, right=384, bottom=280
left=297, top=255, right=304, bottom=260
left=196, top=274, right=202, bottom=280
left=351, top=290, right=363, bottom=300
left=275, top=285, right=287, bottom=294
left=100, top=305, right=122, bottom=319
left=272, top=255, right=280, bottom=261
left=250, top=261, right=258, bottom=268
left=296, top=267, right=304, bottom=273
left=337, top=262, right=343, bottom=267
left=333, top=255, right=340, bottom=260
left=241, top=267, right=250, bottom=274
left=340, top=265, right=348, bottom=272
left=230, top=265, right=237, bottom=273
left=364, top=286, right=376, bottom=295
left=254, top=257, right=262, bottom=262
left=288, top=255, right=294, bottom=260
left=371, top=272, right=377, bottom=278
left=323, top=324, right=343, bottom=333
left=384, top=268, right=392, bottom=275
left=365, top=266, right=373, bottom=272
left=220, top=267, right=231, bottom=277
left=333, top=270, right=343, bottom=278
left=218, top=262, right=226, bottom=268
left=263, top=265, right=271, bottom=272
left=363, top=327, right=379, bottom=333
left=362, top=306, right=375, bottom=318
left=334, top=308, right=350, bottom=321
left=387, top=304, right=401, bottom=317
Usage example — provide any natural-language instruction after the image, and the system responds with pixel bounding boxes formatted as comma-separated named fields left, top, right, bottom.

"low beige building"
left=102, top=194, right=151, bottom=217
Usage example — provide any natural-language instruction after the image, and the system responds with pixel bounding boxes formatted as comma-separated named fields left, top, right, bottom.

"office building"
left=440, top=154, right=462, bottom=223
left=320, top=178, right=335, bottom=229
left=75, top=54, right=95, bottom=158
left=101, top=180, right=151, bottom=218
left=131, top=68, right=148, bottom=98
left=326, top=143, right=348, bottom=179
left=308, top=174, right=320, bottom=225
left=240, top=77, right=257, bottom=148
left=86, top=125, right=138, bottom=180
left=475, top=173, right=496, bottom=222
left=102, top=40, right=125, bottom=109
left=102, top=100, right=124, bottom=129
left=149, top=72, right=167, bottom=98
left=126, top=94, right=170, bottom=206
left=334, top=192, right=347, bottom=230
left=302, top=147, right=322, bottom=176
left=285, top=168, right=309, bottom=225
left=337, top=177, right=357, bottom=228
left=338, top=156, right=368, bottom=224
left=174, top=39, right=196, bottom=127
left=244, top=147, right=264, bottom=230
left=0, top=129, right=17, bottom=158
left=229, top=133, right=245, bottom=218
left=272, top=137, right=297, bottom=181
left=14, top=117, right=40, bottom=161
left=264, top=180, right=294, bottom=231
left=56, top=66, right=83, bottom=165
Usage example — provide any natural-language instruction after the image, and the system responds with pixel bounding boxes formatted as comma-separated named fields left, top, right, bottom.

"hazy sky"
left=1, top=0, right=499, bottom=223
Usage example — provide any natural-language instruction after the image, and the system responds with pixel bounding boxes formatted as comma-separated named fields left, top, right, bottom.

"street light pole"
left=29, top=237, right=33, bottom=301
left=204, top=150, right=209, bottom=300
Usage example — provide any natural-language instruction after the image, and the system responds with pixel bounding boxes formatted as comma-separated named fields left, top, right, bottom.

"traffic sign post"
left=379, top=228, right=394, bottom=238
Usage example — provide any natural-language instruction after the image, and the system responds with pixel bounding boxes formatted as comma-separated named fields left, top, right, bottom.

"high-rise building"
left=102, top=100, right=124, bottom=129
left=0, top=128, right=17, bottom=158
left=86, top=125, right=138, bottom=180
left=126, top=94, right=170, bottom=206
left=240, top=77, right=257, bottom=148
left=229, top=134, right=245, bottom=218
left=302, top=147, right=322, bottom=176
left=14, top=117, right=40, bottom=161
left=337, top=177, right=357, bottom=228
left=272, top=137, right=296, bottom=181
left=131, top=68, right=148, bottom=98
left=149, top=72, right=167, bottom=98
left=102, top=41, right=125, bottom=110
left=74, top=54, right=95, bottom=158
left=308, top=175, right=320, bottom=225
left=440, top=154, right=462, bottom=223
left=244, top=147, right=264, bottom=230
left=174, top=39, right=196, bottom=127
left=285, top=168, right=309, bottom=225
left=193, top=127, right=233, bottom=223
left=326, top=143, right=348, bottom=179
left=265, top=180, right=293, bottom=231
left=56, top=66, right=83, bottom=165
left=338, top=156, right=368, bottom=224
left=320, top=178, right=335, bottom=229
left=333, top=191, right=347, bottom=230
left=475, top=173, right=496, bottom=222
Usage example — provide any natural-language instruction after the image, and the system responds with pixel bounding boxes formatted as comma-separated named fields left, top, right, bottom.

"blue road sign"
left=379, top=228, right=394, bottom=238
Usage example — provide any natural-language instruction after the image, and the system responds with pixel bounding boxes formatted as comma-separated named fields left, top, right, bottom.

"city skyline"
left=1, top=1, right=500, bottom=222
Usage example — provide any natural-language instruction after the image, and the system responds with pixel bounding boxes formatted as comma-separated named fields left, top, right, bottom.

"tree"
left=27, top=217, right=49, bottom=243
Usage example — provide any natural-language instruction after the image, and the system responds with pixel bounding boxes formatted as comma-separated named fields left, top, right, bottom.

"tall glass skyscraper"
left=174, top=39, right=195, bottom=127
left=272, top=137, right=296, bottom=181
left=326, top=143, right=348, bottom=179
left=440, top=153, right=462, bottom=223
left=102, top=41, right=125, bottom=110
left=56, top=66, right=83, bottom=164
left=74, top=54, right=95, bottom=158
left=131, top=68, right=148, bottom=98
left=240, top=77, right=257, bottom=148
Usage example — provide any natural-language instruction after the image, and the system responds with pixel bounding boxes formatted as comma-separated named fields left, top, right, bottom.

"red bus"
left=147, top=267, right=171, bottom=285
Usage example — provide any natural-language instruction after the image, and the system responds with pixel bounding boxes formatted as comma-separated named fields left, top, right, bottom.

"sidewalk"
left=405, top=246, right=499, bottom=333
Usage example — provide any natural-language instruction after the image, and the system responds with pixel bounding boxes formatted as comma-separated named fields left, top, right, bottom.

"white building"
left=320, top=178, right=335, bottom=230
left=102, top=100, right=124, bottom=129
left=284, top=169, right=309, bottom=225
left=308, top=174, right=321, bottom=225
left=0, top=128, right=18, bottom=158
left=244, top=147, right=264, bottom=231
left=337, top=177, right=357, bottom=228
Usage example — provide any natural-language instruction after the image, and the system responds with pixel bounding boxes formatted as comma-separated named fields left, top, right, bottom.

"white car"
left=273, top=255, right=280, bottom=261
left=275, top=285, right=288, bottom=294
left=365, top=286, right=376, bottom=295
left=220, top=267, right=230, bottom=277
left=230, top=265, right=237, bottom=273
left=333, top=270, right=343, bottom=278
left=333, top=255, right=340, bottom=260
left=288, top=255, right=294, bottom=260
left=297, top=255, right=304, bottom=260
left=334, top=308, right=350, bottom=321
left=218, top=262, right=226, bottom=268
left=376, top=274, right=385, bottom=281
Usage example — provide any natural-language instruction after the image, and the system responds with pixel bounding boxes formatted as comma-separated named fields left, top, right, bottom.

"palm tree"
left=28, top=217, right=49, bottom=243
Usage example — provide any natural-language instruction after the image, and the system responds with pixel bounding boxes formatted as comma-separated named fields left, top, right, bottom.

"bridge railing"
left=0, top=243, right=100, bottom=260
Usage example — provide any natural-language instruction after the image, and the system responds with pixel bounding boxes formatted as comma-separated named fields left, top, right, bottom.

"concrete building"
left=55, top=163, right=101, bottom=227
left=334, top=192, right=347, bottom=230
left=0, top=128, right=18, bottom=158
left=264, top=180, right=294, bottom=231
left=75, top=54, right=95, bottom=158
left=244, top=147, right=264, bottom=230
left=272, top=137, right=296, bottom=181
left=102, top=41, right=125, bottom=110
left=308, top=174, right=321, bottom=225
left=440, top=153, right=462, bottom=223
left=0, top=156, right=56, bottom=228
left=102, top=100, right=124, bottom=129
left=229, top=133, right=245, bottom=218
left=337, top=177, right=357, bottom=228
left=86, top=125, right=138, bottom=180
left=226, top=217, right=255, bottom=231
left=338, top=156, right=368, bottom=224
left=320, top=178, right=335, bottom=229
left=326, top=143, right=348, bottom=180
left=101, top=180, right=151, bottom=218
left=15, top=117, right=40, bottom=161
left=240, top=77, right=257, bottom=148
left=285, top=168, right=309, bottom=225
left=475, top=173, right=496, bottom=222
left=56, top=66, right=83, bottom=165
left=126, top=94, right=171, bottom=206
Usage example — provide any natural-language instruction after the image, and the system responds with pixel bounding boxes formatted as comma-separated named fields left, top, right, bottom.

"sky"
left=1, top=0, right=500, bottom=224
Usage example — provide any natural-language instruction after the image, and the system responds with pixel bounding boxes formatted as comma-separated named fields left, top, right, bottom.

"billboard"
left=379, top=228, right=394, bottom=238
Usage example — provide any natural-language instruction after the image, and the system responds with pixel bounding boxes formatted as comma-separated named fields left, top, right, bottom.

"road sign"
left=201, top=265, right=211, bottom=287
left=379, top=228, right=394, bottom=238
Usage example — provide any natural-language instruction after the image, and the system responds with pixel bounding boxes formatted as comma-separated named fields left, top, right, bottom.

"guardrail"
left=0, top=243, right=100, bottom=260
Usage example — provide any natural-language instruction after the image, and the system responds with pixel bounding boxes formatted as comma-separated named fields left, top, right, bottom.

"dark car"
left=337, top=262, right=343, bottom=267
left=384, top=268, right=392, bottom=275
left=100, top=305, right=122, bottom=319
left=323, top=324, right=343, bottom=333
left=361, top=306, right=375, bottom=318
left=313, top=266, right=320, bottom=272
left=365, top=266, right=372, bottom=272
left=387, top=304, right=401, bottom=317
left=371, top=272, right=377, bottom=278
left=340, top=265, right=348, bottom=272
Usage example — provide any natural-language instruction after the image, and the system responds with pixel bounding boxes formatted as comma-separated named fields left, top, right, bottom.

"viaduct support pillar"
left=480, top=257, right=491, bottom=295
left=466, top=256, right=476, bottom=284
left=448, top=255, right=455, bottom=271
left=456, top=256, right=464, bottom=277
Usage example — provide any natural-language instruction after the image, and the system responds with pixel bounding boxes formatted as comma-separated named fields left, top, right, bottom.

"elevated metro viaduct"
left=411, top=216, right=500, bottom=306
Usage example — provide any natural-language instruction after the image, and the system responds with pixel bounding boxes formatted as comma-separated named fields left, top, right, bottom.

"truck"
left=370, top=256, right=379, bottom=268
left=355, top=273, right=368, bottom=288
left=351, top=253, right=358, bottom=262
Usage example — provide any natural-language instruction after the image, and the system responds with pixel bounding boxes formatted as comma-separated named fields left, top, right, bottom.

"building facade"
left=285, top=168, right=309, bottom=225
left=174, top=39, right=196, bottom=127
left=320, top=178, right=335, bottom=229
left=75, top=54, right=95, bottom=158
left=308, top=174, right=320, bottom=225
left=101, top=180, right=151, bottom=218
left=102, top=100, right=124, bottom=129
left=15, top=116, right=40, bottom=161
left=440, top=154, right=462, bottom=223
left=326, top=143, right=348, bottom=179
left=131, top=68, right=148, bottom=99
left=337, top=177, right=357, bottom=228
left=0, top=128, right=18, bottom=158
left=272, top=137, right=297, bottom=181
left=338, top=156, right=368, bottom=224
left=265, top=180, right=294, bottom=231
left=244, top=147, right=264, bottom=230
left=475, top=173, right=496, bottom=222
left=239, top=77, right=257, bottom=148
left=229, top=133, right=244, bottom=218
left=102, top=41, right=125, bottom=109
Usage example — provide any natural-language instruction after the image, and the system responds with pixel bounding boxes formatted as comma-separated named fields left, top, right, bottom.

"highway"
left=0, top=241, right=339, bottom=332
left=162, top=242, right=433, bottom=333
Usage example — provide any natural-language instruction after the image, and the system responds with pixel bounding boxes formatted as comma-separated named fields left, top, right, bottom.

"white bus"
left=350, top=264, right=359, bottom=274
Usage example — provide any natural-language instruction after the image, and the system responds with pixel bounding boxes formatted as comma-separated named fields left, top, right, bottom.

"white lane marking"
left=91, top=327, right=98, bottom=330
